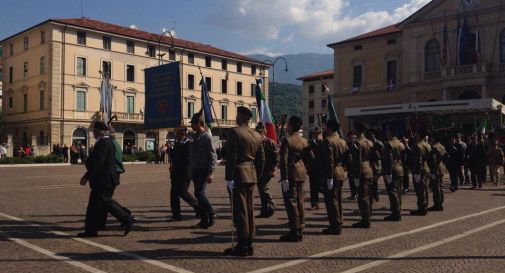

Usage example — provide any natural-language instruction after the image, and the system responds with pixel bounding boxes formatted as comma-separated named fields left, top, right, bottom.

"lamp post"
left=145, top=31, right=175, bottom=65
left=261, top=57, right=288, bottom=116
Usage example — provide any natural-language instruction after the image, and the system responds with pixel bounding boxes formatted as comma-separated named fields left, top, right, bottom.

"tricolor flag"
left=442, top=14, right=449, bottom=66
left=199, top=76, right=214, bottom=128
left=99, top=74, right=113, bottom=123
left=323, top=83, right=343, bottom=138
left=255, top=78, right=278, bottom=143
left=475, top=8, right=481, bottom=63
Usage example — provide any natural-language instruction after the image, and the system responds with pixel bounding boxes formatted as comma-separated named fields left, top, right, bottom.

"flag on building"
left=459, top=17, right=477, bottom=65
left=456, top=10, right=461, bottom=64
left=255, top=78, right=278, bottom=143
left=323, top=83, right=343, bottom=137
left=442, top=15, right=449, bottom=66
left=99, top=74, right=113, bottom=123
left=199, top=76, right=214, bottom=128
left=475, top=8, right=481, bottom=63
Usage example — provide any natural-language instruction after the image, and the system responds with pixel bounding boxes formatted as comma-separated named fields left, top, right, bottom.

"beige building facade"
left=0, top=18, right=269, bottom=154
left=326, top=0, right=505, bottom=135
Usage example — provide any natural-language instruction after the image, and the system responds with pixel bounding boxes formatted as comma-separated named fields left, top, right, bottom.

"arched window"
left=123, top=129, right=136, bottom=148
left=39, top=131, right=44, bottom=145
left=72, top=127, right=88, bottom=146
left=500, top=29, right=505, bottom=63
left=425, top=39, right=441, bottom=72
left=458, top=90, right=481, bottom=100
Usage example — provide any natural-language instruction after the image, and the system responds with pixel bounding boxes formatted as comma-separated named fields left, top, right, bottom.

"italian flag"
left=255, top=78, right=278, bottom=143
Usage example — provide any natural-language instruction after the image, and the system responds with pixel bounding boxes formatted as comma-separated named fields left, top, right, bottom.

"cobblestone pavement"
left=1, top=164, right=505, bottom=273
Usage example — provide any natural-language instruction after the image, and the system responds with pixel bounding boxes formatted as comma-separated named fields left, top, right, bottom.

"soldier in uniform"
left=368, top=131, right=384, bottom=202
left=428, top=134, right=447, bottom=211
left=401, top=137, right=413, bottom=193
left=410, top=129, right=431, bottom=216
left=279, top=116, right=312, bottom=242
left=382, top=128, right=405, bottom=221
left=255, top=122, right=280, bottom=218
left=467, top=134, right=487, bottom=189
left=322, top=119, right=348, bottom=235
left=346, top=132, right=359, bottom=200
left=350, top=128, right=374, bottom=228
left=308, top=126, right=325, bottom=210
left=224, top=106, right=265, bottom=256
left=487, top=140, right=504, bottom=186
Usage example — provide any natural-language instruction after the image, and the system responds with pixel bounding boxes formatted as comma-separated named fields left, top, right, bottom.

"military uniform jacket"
left=467, top=143, right=486, bottom=166
left=324, top=134, right=349, bottom=181
left=225, top=125, right=265, bottom=184
left=429, top=142, right=447, bottom=176
left=309, top=139, right=325, bottom=176
left=84, top=136, right=118, bottom=190
left=170, top=139, right=192, bottom=181
left=487, top=146, right=504, bottom=165
left=411, top=139, right=431, bottom=175
left=350, top=134, right=374, bottom=180
left=370, top=140, right=384, bottom=174
left=280, top=133, right=311, bottom=182
left=261, top=137, right=280, bottom=176
left=383, top=137, right=405, bottom=177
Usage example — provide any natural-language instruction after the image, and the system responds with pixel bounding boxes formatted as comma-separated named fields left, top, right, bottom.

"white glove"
left=353, top=178, right=360, bottom=188
left=326, top=179, right=334, bottom=190
left=281, top=180, right=289, bottom=193
left=226, top=180, right=234, bottom=192
left=384, top=175, right=393, bottom=184
left=430, top=174, right=437, bottom=180
left=413, top=174, right=421, bottom=183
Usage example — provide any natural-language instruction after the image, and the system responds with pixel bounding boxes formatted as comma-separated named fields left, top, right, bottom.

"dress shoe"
left=167, top=216, right=182, bottom=222
left=207, top=214, right=217, bottom=227
left=248, top=247, right=254, bottom=256
left=264, top=209, right=275, bottom=218
left=309, top=204, right=320, bottom=210
left=77, top=232, right=98, bottom=238
left=352, top=221, right=371, bottom=229
left=402, top=188, right=409, bottom=193
left=450, top=187, right=456, bottom=192
left=410, top=210, right=427, bottom=216
left=322, top=227, right=342, bottom=235
left=255, top=212, right=268, bottom=218
left=384, top=214, right=401, bottom=221
left=347, top=194, right=357, bottom=200
left=192, top=221, right=209, bottom=229
left=224, top=246, right=249, bottom=257
left=123, top=216, right=136, bottom=236
left=298, top=230, right=303, bottom=241
left=427, top=206, right=443, bottom=211
left=279, top=232, right=301, bottom=242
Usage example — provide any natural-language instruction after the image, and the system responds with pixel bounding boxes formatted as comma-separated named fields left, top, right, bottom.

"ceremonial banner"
left=144, top=62, right=181, bottom=129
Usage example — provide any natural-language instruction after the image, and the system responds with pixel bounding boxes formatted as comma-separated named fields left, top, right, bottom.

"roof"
left=1, top=18, right=267, bottom=66
left=297, top=69, right=334, bottom=81
left=327, top=23, right=401, bottom=47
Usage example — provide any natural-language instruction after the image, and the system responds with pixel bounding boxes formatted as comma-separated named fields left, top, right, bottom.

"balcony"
left=424, top=71, right=441, bottom=80
left=446, top=63, right=490, bottom=76
left=114, top=112, right=144, bottom=122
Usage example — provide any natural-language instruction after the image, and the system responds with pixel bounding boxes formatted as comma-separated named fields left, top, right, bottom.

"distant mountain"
left=248, top=53, right=333, bottom=85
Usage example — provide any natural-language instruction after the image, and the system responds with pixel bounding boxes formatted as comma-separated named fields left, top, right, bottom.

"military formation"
left=80, top=106, right=504, bottom=257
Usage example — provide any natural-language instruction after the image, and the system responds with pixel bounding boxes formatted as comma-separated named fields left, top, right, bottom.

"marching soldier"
left=350, top=128, right=374, bottom=228
left=401, top=137, right=413, bottom=193
left=428, top=134, right=446, bottom=211
left=368, top=131, right=384, bottom=202
left=308, top=126, right=325, bottom=210
left=382, top=128, right=405, bottom=221
left=255, top=122, right=280, bottom=218
left=410, top=129, right=431, bottom=216
left=224, top=107, right=265, bottom=256
left=279, top=116, right=312, bottom=242
left=346, top=132, right=359, bottom=200
left=322, top=120, right=348, bottom=234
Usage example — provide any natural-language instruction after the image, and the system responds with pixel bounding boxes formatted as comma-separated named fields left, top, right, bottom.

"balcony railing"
left=447, top=63, right=490, bottom=76
left=114, top=112, right=144, bottom=121
left=424, top=71, right=441, bottom=80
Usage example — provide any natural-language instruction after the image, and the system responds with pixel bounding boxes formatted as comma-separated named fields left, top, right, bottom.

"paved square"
left=1, top=164, right=505, bottom=273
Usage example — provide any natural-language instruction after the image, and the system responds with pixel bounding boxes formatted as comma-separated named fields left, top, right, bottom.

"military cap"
left=237, top=106, right=253, bottom=119
left=256, top=122, right=266, bottom=132
left=93, top=121, right=109, bottom=131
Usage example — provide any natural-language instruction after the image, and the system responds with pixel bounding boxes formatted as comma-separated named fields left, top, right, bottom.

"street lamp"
left=260, top=57, right=288, bottom=116
left=145, top=31, right=175, bottom=65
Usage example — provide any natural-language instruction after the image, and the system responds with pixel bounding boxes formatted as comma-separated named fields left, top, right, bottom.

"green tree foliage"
left=268, top=83, right=302, bottom=118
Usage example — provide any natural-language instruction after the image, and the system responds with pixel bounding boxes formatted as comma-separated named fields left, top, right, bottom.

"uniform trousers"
left=85, top=187, right=131, bottom=233
left=324, top=180, right=343, bottom=229
left=257, top=174, right=276, bottom=214
left=283, top=181, right=305, bottom=232
left=357, top=178, right=373, bottom=223
left=232, top=183, right=255, bottom=250
left=170, top=178, right=199, bottom=217
left=385, top=174, right=403, bottom=216
left=430, top=175, right=444, bottom=207
left=413, top=174, right=429, bottom=212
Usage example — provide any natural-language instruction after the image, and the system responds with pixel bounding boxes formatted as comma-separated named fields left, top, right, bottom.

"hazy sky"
left=0, top=0, right=431, bottom=56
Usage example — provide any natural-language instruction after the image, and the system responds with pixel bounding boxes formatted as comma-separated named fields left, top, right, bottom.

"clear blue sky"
left=0, top=0, right=429, bottom=56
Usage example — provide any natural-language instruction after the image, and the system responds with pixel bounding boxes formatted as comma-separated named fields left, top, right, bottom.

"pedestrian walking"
left=308, top=126, right=325, bottom=210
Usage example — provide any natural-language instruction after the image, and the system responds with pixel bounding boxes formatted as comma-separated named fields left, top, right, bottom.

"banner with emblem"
left=144, top=62, right=182, bottom=129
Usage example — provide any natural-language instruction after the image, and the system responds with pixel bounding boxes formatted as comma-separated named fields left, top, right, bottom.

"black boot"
left=384, top=214, right=401, bottom=221
left=352, top=220, right=370, bottom=229
left=280, top=231, right=301, bottom=242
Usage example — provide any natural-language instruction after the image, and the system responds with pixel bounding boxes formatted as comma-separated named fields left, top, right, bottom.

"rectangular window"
left=9, top=43, right=13, bottom=56
left=103, top=36, right=111, bottom=50
left=76, top=57, right=86, bottom=76
left=309, top=100, right=314, bottom=109
left=309, top=85, right=315, bottom=94
left=354, top=45, right=362, bottom=50
left=236, top=62, right=242, bottom=73
left=387, top=60, right=397, bottom=84
left=40, top=31, right=45, bottom=44
left=252, top=65, right=257, bottom=75
left=221, top=104, right=228, bottom=120
left=23, top=62, right=28, bottom=79
left=205, top=77, right=212, bottom=92
left=102, top=61, right=112, bottom=78
left=236, top=81, right=243, bottom=96
left=205, top=56, right=212, bottom=67
left=353, top=65, right=363, bottom=89
left=23, top=94, right=28, bottom=112
left=221, top=79, right=228, bottom=94
left=126, top=95, right=135, bottom=113
left=321, top=99, right=327, bottom=108
left=0, top=67, right=2, bottom=81
left=40, top=89, right=45, bottom=110
left=188, top=74, right=195, bottom=90
left=187, top=101, right=195, bottom=118
left=9, top=66, right=13, bottom=83
left=321, top=84, right=326, bottom=93
left=148, top=45, right=156, bottom=57
left=251, top=107, right=257, bottom=122
left=39, top=56, right=45, bottom=75
left=387, top=38, right=397, bottom=45
left=76, top=89, right=86, bottom=111
left=77, top=31, right=86, bottom=45
left=169, top=49, right=176, bottom=61
left=221, top=59, right=227, bottom=70
left=9, top=96, right=13, bottom=109
left=309, top=115, right=314, bottom=124
left=126, top=64, right=135, bottom=82
left=127, top=41, right=135, bottom=53
left=188, top=53, right=194, bottom=64
left=251, top=83, right=256, bottom=97
left=23, top=37, right=28, bottom=50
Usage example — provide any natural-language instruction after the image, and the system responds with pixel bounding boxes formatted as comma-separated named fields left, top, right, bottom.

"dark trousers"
left=371, top=172, right=380, bottom=199
left=348, top=175, right=357, bottom=196
left=193, top=168, right=214, bottom=224
left=170, top=178, right=199, bottom=217
left=470, top=166, right=483, bottom=188
left=257, top=174, right=276, bottom=214
left=430, top=175, right=444, bottom=207
left=357, top=178, right=373, bottom=223
left=413, top=174, right=429, bottom=212
left=232, top=183, right=255, bottom=250
left=85, top=188, right=131, bottom=233
left=283, top=181, right=305, bottom=232
left=308, top=174, right=323, bottom=206
left=385, top=175, right=402, bottom=216
left=324, top=180, right=343, bottom=229
left=464, top=165, right=470, bottom=182
left=448, top=165, right=459, bottom=189
left=99, top=174, right=131, bottom=228
left=403, top=169, right=410, bottom=190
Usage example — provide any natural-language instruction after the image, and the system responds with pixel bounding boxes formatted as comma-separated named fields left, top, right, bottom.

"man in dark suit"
left=224, top=106, right=265, bottom=256
left=78, top=121, right=135, bottom=237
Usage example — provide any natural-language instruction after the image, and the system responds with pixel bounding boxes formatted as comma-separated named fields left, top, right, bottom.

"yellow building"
left=324, top=0, right=505, bottom=136
left=0, top=18, right=269, bottom=154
